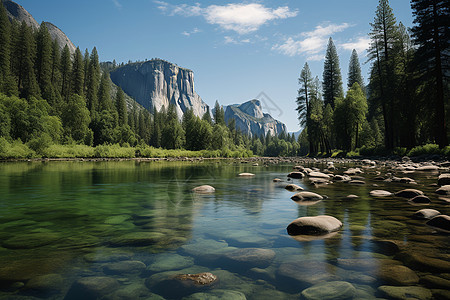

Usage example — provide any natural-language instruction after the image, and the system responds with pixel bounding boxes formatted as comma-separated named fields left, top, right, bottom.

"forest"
left=0, top=0, right=448, bottom=159
left=296, top=0, right=449, bottom=157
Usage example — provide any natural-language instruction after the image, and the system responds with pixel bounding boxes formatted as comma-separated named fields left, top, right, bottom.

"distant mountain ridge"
left=224, top=99, right=287, bottom=137
left=3, top=0, right=76, bottom=54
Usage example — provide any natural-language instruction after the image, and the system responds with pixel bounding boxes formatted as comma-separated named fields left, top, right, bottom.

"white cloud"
left=224, top=36, right=251, bottom=44
left=272, top=23, right=351, bottom=57
left=156, top=2, right=298, bottom=34
left=182, top=28, right=201, bottom=36
left=340, top=37, right=370, bottom=53
left=112, top=0, right=122, bottom=9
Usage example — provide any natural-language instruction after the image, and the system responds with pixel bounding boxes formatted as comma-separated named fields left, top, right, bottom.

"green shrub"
left=41, top=144, right=95, bottom=158
left=0, top=138, right=35, bottom=159
left=94, top=144, right=135, bottom=158
left=393, top=147, right=408, bottom=157
left=346, top=150, right=360, bottom=158
left=407, top=144, right=440, bottom=157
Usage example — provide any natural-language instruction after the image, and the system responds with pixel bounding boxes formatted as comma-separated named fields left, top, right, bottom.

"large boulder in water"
left=64, top=277, right=120, bottom=300
left=287, top=215, right=342, bottom=235
left=438, top=174, right=450, bottom=186
left=378, top=286, right=432, bottom=300
left=412, top=209, right=440, bottom=220
left=394, top=189, right=424, bottom=198
left=308, top=172, right=331, bottom=179
left=370, top=190, right=393, bottom=197
left=426, top=215, right=450, bottom=233
left=287, top=172, right=304, bottom=179
left=435, top=185, right=450, bottom=195
left=192, top=185, right=215, bottom=193
left=284, top=184, right=303, bottom=191
left=291, top=191, right=323, bottom=201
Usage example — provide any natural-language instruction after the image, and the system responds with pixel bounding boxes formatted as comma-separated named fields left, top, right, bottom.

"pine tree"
left=411, top=0, right=449, bottom=147
left=115, top=87, right=127, bottom=126
left=0, top=2, right=17, bottom=96
left=322, top=37, right=343, bottom=109
left=347, top=49, right=364, bottom=90
left=83, top=48, right=90, bottom=93
left=35, top=23, right=54, bottom=102
left=98, top=72, right=111, bottom=111
left=60, top=45, right=72, bottom=101
left=213, top=100, right=225, bottom=125
left=14, top=21, right=40, bottom=99
left=368, top=0, right=398, bottom=150
left=296, top=62, right=313, bottom=128
left=202, top=107, right=213, bottom=125
left=86, top=47, right=100, bottom=112
left=71, top=47, right=84, bottom=96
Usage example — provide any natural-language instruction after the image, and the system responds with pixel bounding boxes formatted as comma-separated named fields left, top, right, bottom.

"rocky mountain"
left=224, top=99, right=287, bottom=137
left=110, top=59, right=209, bottom=118
left=3, top=0, right=76, bottom=54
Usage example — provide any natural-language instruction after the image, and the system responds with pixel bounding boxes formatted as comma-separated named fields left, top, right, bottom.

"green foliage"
left=94, top=144, right=135, bottom=158
left=0, top=137, right=35, bottom=158
left=213, top=100, right=225, bottom=125
left=347, top=49, right=364, bottom=90
left=322, top=37, right=343, bottom=109
left=62, top=94, right=91, bottom=143
left=71, top=47, right=84, bottom=96
left=407, top=144, right=441, bottom=157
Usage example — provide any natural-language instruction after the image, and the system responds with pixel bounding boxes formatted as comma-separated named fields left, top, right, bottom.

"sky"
left=15, top=0, right=414, bottom=132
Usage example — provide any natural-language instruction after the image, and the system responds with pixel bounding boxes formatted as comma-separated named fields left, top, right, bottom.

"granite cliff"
left=3, top=0, right=76, bottom=54
left=224, top=100, right=287, bottom=137
left=110, top=59, right=209, bottom=118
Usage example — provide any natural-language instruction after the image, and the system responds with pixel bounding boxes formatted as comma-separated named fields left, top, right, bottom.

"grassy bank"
left=0, top=138, right=253, bottom=159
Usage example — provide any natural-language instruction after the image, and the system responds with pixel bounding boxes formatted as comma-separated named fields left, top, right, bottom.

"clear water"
left=0, top=160, right=448, bottom=299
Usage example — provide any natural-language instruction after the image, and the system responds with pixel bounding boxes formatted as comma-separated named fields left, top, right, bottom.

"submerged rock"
left=426, top=215, right=450, bottom=233
left=192, top=185, right=215, bottom=193
left=300, top=281, right=356, bottom=300
left=2, top=232, right=61, bottom=249
left=272, top=178, right=282, bottom=182
left=394, top=189, right=424, bottom=198
left=378, top=265, right=419, bottom=285
left=64, top=277, right=120, bottom=300
left=397, top=251, right=450, bottom=272
left=224, top=248, right=275, bottom=269
left=184, top=289, right=247, bottom=300
left=103, top=260, right=146, bottom=275
left=277, top=260, right=340, bottom=287
left=412, top=209, right=441, bottom=220
left=147, top=254, right=194, bottom=272
left=25, top=273, right=64, bottom=292
left=109, top=232, right=164, bottom=246
left=378, top=285, right=432, bottom=300
left=287, top=215, right=342, bottom=235
left=149, top=272, right=218, bottom=299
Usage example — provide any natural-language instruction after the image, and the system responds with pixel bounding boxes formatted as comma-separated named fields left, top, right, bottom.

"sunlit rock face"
left=224, top=99, right=287, bottom=137
left=110, top=59, right=209, bottom=118
left=3, top=1, right=76, bottom=54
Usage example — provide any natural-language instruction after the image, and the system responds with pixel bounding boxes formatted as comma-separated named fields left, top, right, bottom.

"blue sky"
left=16, top=0, right=413, bottom=132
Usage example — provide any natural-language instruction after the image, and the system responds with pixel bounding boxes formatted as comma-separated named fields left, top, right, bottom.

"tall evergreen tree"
left=35, top=23, right=54, bottom=102
left=60, top=45, right=71, bottom=101
left=71, top=47, right=84, bottom=96
left=86, top=47, right=100, bottom=112
left=411, top=0, right=449, bottom=147
left=98, top=72, right=111, bottom=111
left=322, top=37, right=343, bottom=109
left=368, top=0, right=398, bottom=150
left=83, top=48, right=90, bottom=93
left=14, top=21, right=39, bottom=99
left=0, top=2, right=17, bottom=96
left=213, top=100, right=225, bottom=125
left=115, top=87, right=127, bottom=126
left=296, top=63, right=314, bottom=153
left=347, top=49, right=364, bottom=90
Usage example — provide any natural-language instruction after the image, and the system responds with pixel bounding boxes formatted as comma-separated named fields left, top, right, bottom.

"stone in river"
left=412, top=209, right=440, bottom=220
left=2, top=232, right=61, bottom=249
left=287, top=172, right=304, bottom=179
left=348, top=180, right=365, bottom=185
left=104, top=215, right=130, bottom=225
left=426, top=215, right=450, bottom=233
left=64, top=276, right=120, bottom=300
left=287, top=215, right=342, bottom=235
left=378, top=285, right=432, bottom=300
left=192, top=185, right=215, bottom=193
left=25, top=273, right=64, bottom=292
left=284, top=184, right=303, bottom=191
left=416, top=165, right=439, bottom=172
left=438, top=173, right=450, bottom=186
left=184, top=289, right=247, bottom=300
left=435, top=185, right=450, bottom=195
left=334, top=175, right=352, bottom=182
left=224, top=248, right=275, bottom=269
left=396, top=251, right=450, bottom=273
left=377, top=265, right=419, bottom=285
left=238, top=173, right=255, bottom=177
left=103, top=260, right=146, bottom=275
left=408, top=195, right=431, bottom=204
left=421, top=275, right=450, bottom=290
left=300, top=281, right=356, bottom=300
left=370, top=190, right=393, bottom=197
left=109, top=232, right=164, bottom=246
left=272, top=178, right=282, bottom=182
left=277, top=260, right=340, bottom=288
left=394, top=189, right=424, bottom=198
left=147, top=254, right=194, bottom=272
left=150, top=272, right=218, bottom=299
left=290, top=191, right=323, bottom=201
left=336, top=258, right=401, bottom=272
left=308, top=171, right=331, bottom=179
left=345, top=194, right=359, bottom=199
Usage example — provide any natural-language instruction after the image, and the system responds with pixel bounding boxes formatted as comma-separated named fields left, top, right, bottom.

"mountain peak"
left=3, top=0, right=38, bottom=29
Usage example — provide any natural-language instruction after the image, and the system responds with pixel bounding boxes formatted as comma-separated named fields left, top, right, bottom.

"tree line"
left=296, top=0, right=449, bottom=156
left=0, top=2, right=302, bottom=157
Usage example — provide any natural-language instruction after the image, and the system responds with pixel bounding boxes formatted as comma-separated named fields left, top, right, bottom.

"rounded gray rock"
left=300, top=281, right=356, bottom=300
left=287, top=215, right=342, bottom=235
